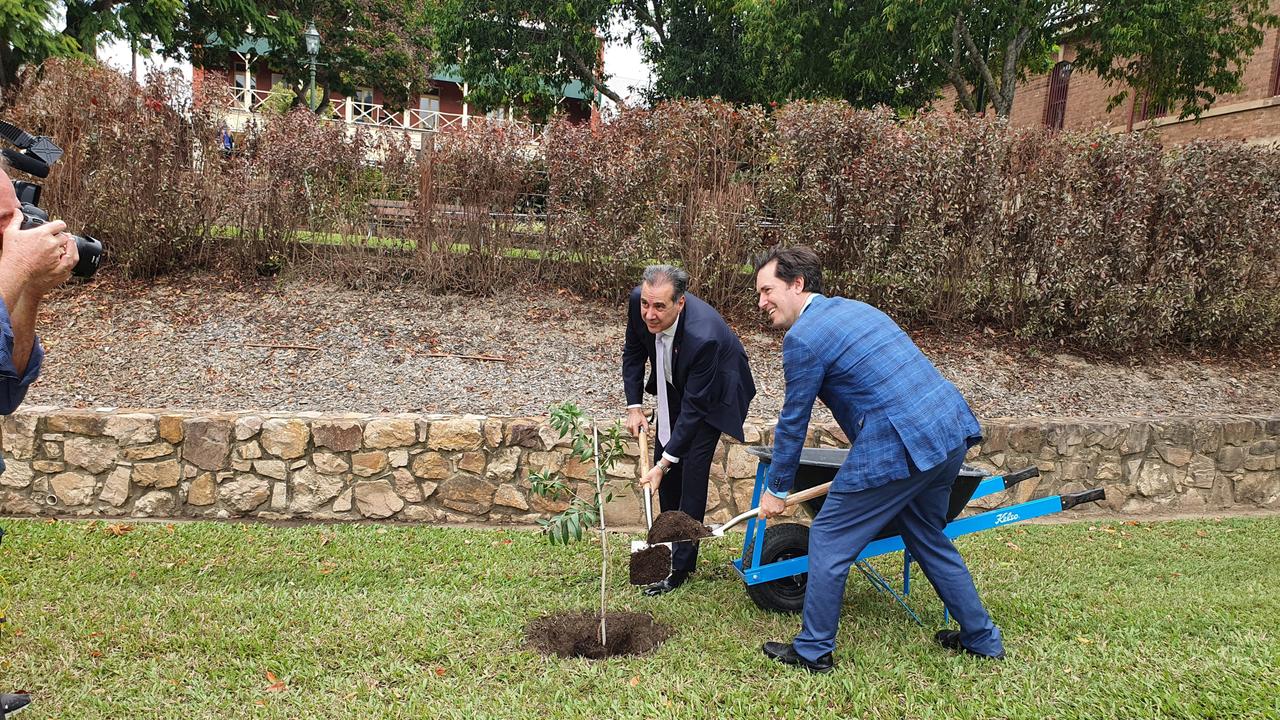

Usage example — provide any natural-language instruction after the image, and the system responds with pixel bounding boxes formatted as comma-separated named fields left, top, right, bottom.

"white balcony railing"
left=227, top=87, right=535, bottom=136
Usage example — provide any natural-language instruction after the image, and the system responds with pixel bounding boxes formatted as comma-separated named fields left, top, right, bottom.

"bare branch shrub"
left=5, top=60, right=1277, bottom=352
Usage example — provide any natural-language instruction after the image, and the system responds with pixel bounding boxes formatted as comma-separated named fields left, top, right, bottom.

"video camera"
left=0, top=120, right=102, bottom=279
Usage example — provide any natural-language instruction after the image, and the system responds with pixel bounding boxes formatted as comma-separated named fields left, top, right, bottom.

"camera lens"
left=72, top=234, right=102, bottom=279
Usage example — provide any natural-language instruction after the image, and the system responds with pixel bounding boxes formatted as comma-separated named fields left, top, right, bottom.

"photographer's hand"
left=0, top=207, right=75, bottom=296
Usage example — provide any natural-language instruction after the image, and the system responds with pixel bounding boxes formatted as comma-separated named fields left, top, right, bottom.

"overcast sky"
left=99, top=34, right=653, bottom=109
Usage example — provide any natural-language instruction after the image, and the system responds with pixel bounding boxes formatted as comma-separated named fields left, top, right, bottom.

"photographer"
left=0, top=161, right=77, bottom=415
left=0, top=161, right=76, bottom=719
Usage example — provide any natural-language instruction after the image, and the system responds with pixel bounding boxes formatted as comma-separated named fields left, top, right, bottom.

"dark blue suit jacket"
left=766, top=295, right=982, bottom=494
left=622, top=288, right=755, bottom=459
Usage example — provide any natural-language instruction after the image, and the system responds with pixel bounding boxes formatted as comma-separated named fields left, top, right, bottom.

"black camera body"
left=1, top=120, right=102, bottom=279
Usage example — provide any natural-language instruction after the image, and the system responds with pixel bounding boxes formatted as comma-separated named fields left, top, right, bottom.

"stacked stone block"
left=1, top=407, right=1276, bottom=524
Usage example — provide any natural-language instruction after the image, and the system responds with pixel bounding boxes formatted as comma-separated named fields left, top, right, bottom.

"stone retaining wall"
left=1, top=407, right=1277, bottom=524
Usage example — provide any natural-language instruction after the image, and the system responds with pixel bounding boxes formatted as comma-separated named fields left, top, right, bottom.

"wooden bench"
left=367, top=198, right=416, bottom=237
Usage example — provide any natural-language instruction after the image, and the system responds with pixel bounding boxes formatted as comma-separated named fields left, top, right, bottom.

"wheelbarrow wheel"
left=742, top=522, right=810, bottom=614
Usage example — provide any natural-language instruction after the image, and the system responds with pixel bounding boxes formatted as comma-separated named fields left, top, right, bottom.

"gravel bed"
left=24, top=275, right=1280, bottom=421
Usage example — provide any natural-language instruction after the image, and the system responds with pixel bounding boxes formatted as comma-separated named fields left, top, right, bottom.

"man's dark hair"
left=753, top=246, right=824, bottom=295
left=642, top=264, right=690, bottom=301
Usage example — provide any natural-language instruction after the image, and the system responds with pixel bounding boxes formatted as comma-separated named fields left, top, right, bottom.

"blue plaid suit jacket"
left=766, top=295, right=982, bottom=495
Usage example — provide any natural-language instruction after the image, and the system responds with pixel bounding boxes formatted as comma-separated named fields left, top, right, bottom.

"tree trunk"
left=0, top=45, right=17, bottom=93
left=565, top=48, right=627, bottom=108
left=63, top=0, right=99, bottom=57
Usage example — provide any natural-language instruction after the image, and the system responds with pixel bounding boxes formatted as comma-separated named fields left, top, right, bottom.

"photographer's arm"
left=0, top=208, right=76, bottom=412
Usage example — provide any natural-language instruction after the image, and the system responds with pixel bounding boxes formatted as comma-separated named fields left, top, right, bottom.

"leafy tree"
left=0, top=0, right=270, bottom=92
left=0, top=2, right=68, bottom=89
left=432, top=0, right=622, bottom=116
left=623, top=0, right=1277, bottom=117
left=884, top=0, right=1280, bottom=118
left=193, top=1, right=436, bottom=111
left=734, top=0, right=944, bottom=109
left=618, top=0, right=756, bottom=104
left=0, top=1, right=435, bottom=109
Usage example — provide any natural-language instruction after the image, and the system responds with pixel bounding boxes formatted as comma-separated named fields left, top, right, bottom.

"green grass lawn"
left=1, top=517, right=1277, bottom=719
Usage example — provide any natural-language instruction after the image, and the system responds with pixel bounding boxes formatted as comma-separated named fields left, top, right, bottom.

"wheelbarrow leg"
left=902, top=549, right=912, bottom=595
left=854, top=560, right=924, bottom=626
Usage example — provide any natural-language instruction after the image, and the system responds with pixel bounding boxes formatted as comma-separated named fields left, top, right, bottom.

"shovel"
left=629, top=433, right=678, bottom=586
left=645, top=480, right=835, bottom=546
left=705, top=481, right=832, bottom=537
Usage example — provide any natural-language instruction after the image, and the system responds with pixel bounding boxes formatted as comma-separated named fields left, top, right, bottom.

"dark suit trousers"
left=654, top=413, right=722, bottom=574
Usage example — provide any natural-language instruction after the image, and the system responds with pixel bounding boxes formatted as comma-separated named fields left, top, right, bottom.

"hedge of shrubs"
left=4, top=59, right=1278, bottom=352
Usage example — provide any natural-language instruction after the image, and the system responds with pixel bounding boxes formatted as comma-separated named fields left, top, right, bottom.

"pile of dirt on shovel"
left=647, top=511, right=713, bottom=544
left=526, top=611, right=672, bottom=659
left=629, top=545, right=672, bottom=585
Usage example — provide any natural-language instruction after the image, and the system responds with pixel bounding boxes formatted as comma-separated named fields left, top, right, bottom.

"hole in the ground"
left=526, top=611, right=672, bottom=659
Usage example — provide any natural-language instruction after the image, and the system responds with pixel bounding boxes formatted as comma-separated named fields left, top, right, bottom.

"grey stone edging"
left=1, top=407, right=1277, bottom=524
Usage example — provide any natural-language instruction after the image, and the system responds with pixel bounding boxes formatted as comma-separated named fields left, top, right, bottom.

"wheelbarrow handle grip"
left=1002, top=466, right=1040, bottom=487
left=1061, top=487, right=1106, bottom=511
left=716, top=481, right=834, bottom=535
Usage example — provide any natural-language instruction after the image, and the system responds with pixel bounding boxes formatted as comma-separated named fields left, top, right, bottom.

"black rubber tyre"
left=742, top=522, right=811, bottom=614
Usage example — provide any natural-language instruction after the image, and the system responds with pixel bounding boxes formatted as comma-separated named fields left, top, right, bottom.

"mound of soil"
left=526, top=611, right=672, bottom=659
left=647, top=511, right=712, bottom=544
left=629, top=545, right=672, bottom=585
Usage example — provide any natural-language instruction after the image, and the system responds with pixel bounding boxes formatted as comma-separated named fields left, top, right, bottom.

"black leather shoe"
left=0, top=692, right=31, bottom=717
left=934, top=630, right=1005, bottom=660
left=762, top=641, right=834, bottom=674
left=643, top=570, right=689, bottom=596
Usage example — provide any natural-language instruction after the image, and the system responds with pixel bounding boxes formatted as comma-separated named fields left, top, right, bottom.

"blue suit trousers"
left=793, top=445, right=1004, bottom=661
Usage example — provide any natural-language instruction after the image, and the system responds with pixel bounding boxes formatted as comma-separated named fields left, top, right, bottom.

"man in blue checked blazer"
left=753, top=246, right=1004, bottom=674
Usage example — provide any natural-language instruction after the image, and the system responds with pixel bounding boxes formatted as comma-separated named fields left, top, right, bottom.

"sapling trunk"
left=593, top=423, right=607, bottom=647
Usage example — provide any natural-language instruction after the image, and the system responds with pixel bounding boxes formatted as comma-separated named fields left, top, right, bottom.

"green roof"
left=204, top=34, right=274, bottom=55
left=431, top=66, right=590, bottom=100
left=561, top=79, right=591, bottom=101
left=431, top=66, right=465, bottom=84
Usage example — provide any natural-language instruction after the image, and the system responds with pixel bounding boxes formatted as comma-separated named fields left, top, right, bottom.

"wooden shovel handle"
left=783, top=481, right=833, bottom=507
left=638, top=431, right=654, bottom=530
left=638, top=432, right=651, bottom=473
left=714, top=481, right=834, bottom=535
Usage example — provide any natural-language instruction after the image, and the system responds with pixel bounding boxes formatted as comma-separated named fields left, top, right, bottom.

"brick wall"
left=937, top=6, right=1280, bottom=144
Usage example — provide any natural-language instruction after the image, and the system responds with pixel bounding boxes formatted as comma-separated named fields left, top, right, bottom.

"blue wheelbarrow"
left=732, top=446, right=1105, bottom=621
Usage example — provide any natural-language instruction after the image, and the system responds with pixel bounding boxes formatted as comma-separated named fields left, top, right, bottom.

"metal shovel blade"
left=631, top=539, right=673, bottom=552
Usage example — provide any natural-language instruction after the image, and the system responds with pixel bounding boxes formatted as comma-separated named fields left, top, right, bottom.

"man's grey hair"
left=642, top=264, right=690, bottom=301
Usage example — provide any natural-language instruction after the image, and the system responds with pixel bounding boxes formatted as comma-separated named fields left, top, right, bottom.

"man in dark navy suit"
left=623, top=265, right=756, bottom=596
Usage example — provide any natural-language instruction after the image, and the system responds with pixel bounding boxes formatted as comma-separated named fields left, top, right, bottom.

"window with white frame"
left=418, top=90, right=441, bottom=129
left=230, top=64, right=251, bottom=105
left=353, top=87, right=375, bottom=120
